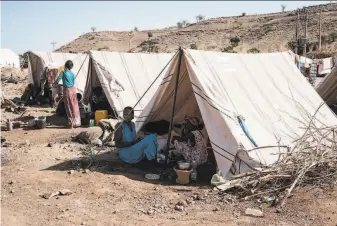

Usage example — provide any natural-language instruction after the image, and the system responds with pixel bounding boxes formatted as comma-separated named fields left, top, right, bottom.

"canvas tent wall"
left=27, top=51, right=89, bottom=94
left=136, top=49, right=337, bottom=178
left=316, top=67, right=337, bottom=105
left=83, top=51, right=175, bottom=118
left=0, top=49, right=20, bottom=68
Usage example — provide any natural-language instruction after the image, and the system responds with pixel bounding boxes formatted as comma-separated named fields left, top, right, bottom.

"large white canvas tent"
left=83, top=51, right=175, bottom=117
left=136, top=49, right=337, bottom=178
left=27, top=51, right=89, bottom=94
left=316, top=67, right=337, bottom=105
left=0, top=49, right=20, bottom=68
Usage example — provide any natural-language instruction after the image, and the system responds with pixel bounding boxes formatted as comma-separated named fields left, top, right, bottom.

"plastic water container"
left=95, top=110, right=108, bottom=126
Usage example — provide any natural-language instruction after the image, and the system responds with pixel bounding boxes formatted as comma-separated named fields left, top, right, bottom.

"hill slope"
left=57, top=3, right=337, bottom=54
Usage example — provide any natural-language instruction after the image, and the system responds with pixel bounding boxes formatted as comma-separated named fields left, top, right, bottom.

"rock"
left=213, top=207, right=220, bottom=212
left=146, top=209, right=155, bottom=215
left=245, top=208, right=264, bottom=218
left=174, top=205, right=184, bottom=212
left=275, top=209, right=281, bottom=213
left=186, top=199, right=193, bottom=205
left=56, top=214, right=67, bottom=220
left=47, top=143, right=53, bottom=147
left=59, top=189, right=72, bottom=195
left=176, top=200, right=187, bottom=207
left=84, top=169, right=90, bottom=174
left=9, top=180, right=15, bottom=185
left=81, top=222, right=86, bottom=225
left=68, top=170, right=75, bottom=175
left=9, top=189, right=15, bottom=194
left=42, top=191, right=60, bottom=199
left=55, top=157, right=61, bottom=161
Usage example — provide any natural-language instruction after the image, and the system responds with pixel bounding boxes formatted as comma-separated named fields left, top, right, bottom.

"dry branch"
left=221, top=102, right=337, bottom=206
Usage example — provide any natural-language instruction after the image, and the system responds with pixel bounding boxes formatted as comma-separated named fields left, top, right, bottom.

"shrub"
left=177, top=22, right=183, bottom=28
left=242, top=12, right=246, bottom=16
left=230, top=37, right=240, bottom=47
left=190, top=43, right=198, bottom=49
left=247, top=48, right=261, bottom=53
left=222, top=46, right=236, bottom=53
left=88, top=36, right=95, bottom=40
left=134, top=27, right=139, bottom=32
left=329, top=32, right=337, bottom=42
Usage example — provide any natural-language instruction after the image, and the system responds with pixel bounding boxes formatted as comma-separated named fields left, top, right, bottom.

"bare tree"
left=281, top=4, right=286, bottom=12
left=134, top=27, right=139, bottom=32
left=196, top=14, right=205, bottom=23
left=91, top=27, right=97, bottom=32
left=181, top=20, right=189, bottom=27
left=177, top=22, right=183, bottom=28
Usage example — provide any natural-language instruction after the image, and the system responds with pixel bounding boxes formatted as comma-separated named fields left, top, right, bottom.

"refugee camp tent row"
left=136, top=49, right=337, bottom=178
left=83, top=51, right=175, bottom=118
left=27, top=51, right=90, bottom=94
left=0, top=48, right=20, bottom=68
left=316, top=67, right=337, bottom=106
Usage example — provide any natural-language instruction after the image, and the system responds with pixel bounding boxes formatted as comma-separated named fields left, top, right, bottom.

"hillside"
left=57, top=3, right=337, bottom=54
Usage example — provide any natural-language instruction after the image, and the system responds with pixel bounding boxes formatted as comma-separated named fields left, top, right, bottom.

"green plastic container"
left=89, top=119, right=95, bottom=127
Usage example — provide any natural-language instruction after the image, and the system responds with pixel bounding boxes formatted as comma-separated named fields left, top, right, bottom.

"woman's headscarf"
left=184, top=116, right=203, bottom=131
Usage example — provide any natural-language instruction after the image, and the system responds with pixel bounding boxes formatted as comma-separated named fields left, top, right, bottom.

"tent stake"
left=165, top=47, right=183, bottom=158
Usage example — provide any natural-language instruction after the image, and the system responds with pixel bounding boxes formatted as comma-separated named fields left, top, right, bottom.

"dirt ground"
left=1, top=69, right=337, bottom=226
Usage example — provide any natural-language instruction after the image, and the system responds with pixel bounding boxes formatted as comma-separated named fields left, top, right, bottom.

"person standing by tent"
left=171, top=116, right=208, bottom=166
left=114, top=106, right=158, bottom=164
left=55, top=60, right=81, bottom=128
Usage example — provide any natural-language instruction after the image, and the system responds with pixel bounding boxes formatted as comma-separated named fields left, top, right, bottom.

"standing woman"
left=55, top=60, right=81, bottom=128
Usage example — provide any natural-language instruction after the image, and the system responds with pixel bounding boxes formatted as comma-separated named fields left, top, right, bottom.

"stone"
left=174, top=205, right=184, bottom=212
left=176, top=200, right=187, bottom=207
left=213, top=207, right=220, bottom=212
left=84, top=169, right=90, bottom=174
left=245, top=208, right=264, bottom=218
left=147, top=209, right=154, bottom=215
left=42, top=191, right=60, bottom=199
left=81, top=222, right=86, bottom=225
left=9, top=189, right=15, bottom=194
left=186, top=199, right=193, bottom=205
left=59, top=189, right=72, bottom=195
left=47, top=143, right=53, bottom=147
left=9, top=180, right=15, bottom=185
left=68, top=170, right=75, bottom=175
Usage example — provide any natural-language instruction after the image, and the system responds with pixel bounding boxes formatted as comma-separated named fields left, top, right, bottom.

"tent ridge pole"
left=165, top=47, right=183, bottom=156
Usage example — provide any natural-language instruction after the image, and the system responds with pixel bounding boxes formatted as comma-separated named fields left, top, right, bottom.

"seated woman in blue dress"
left=114, top=106, right=158, bottom=164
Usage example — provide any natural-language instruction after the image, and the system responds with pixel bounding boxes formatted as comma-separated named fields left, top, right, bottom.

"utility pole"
left=51, top=41, right=57, bottom=51
left=295, top=9, right=300, bottom=54
left=318, top=10, right=322, bottom=51
left=128, top=31, right=134, bottom=52
left=304, top=9, right=308, bottom=57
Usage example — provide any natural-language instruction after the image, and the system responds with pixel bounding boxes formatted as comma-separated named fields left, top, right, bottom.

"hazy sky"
left=1, top=1, right=331, bottom=54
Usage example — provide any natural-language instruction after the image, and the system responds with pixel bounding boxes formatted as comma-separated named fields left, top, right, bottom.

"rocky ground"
left=57, top=3, right=337, bottom=55
left=1, top=69, right=337, bottom=226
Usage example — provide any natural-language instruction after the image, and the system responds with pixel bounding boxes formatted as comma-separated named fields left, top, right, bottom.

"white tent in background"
left=0, top=49, right=20, bottom=68
left=83, top=51, right=175, bottom=118
left=316, top=67, right=337, bottom=105
left=136, top=49, right=337, bottom=178
left=27, top=51, right=90, bottom=94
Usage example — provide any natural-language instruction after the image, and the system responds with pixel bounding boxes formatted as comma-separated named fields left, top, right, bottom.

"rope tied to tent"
left=237, top=115, right=258, bottom=148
